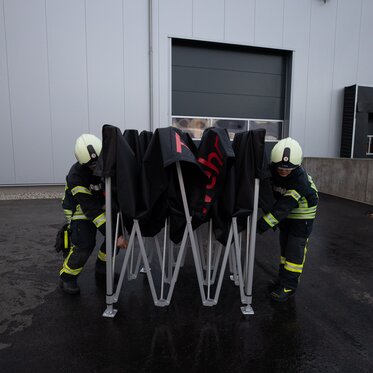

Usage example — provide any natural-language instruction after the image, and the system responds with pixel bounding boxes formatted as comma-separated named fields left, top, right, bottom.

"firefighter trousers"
left=60, top=219, right=106, bottom=281
left=278, top=219, right=314, bottom=290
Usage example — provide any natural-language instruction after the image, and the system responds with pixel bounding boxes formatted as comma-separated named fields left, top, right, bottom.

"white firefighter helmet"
left=271, top=137, right=303, bottom=169
left=74, top=134, right=102, bottom=165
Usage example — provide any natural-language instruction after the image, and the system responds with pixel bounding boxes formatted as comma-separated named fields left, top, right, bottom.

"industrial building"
left=1, top=1, right=373, bottom=372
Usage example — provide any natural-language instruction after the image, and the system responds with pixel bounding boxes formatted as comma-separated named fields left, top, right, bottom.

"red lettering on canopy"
left=204, top=195, right=212, bottom=203
left=175, top=133, right=190, bottom=153
left=197, top=135, right=224, bottom=217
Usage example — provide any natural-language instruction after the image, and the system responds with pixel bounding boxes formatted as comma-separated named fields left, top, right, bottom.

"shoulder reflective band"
left=284, top=189, right=301, bottom=201
left=263, top=213, right=279, bottom=228
left=93, top=212, right=106, bottom=228
left=71, top=186, right=92, bottom=196
left=308, top=175, right=318, bottom=193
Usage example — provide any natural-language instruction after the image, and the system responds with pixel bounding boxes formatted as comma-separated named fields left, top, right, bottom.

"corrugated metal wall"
left=1, top=0, right=373, bottom=185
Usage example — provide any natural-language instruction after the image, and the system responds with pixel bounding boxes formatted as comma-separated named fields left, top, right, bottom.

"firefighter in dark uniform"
left=59, top=134, right=126, bottom=295
left=257, top=137, right=318, bottom=302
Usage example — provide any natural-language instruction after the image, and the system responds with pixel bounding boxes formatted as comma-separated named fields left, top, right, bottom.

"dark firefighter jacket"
left=257, top=165, right=318, bottom=233
left=62, top=162, right=106, bottom=235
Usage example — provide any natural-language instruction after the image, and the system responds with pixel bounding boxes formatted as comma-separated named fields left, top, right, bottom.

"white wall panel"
left=46, top=0, right=89, bottom=182
left=224, top=0, right=255, bottom=44
left=357, top=0, right=373, bottom=85
left=124, top=0, right=150, bottom=131
left=255, top=0, right=284, bottom=48
left=193, top=0, right=224, bottom=41
left=157, top=0, right=193, bottom=128
left=0, top=0, right=15, bottom=184
left=283, top=0, right=311, bottom=148
left=150, top=0, right=160, bottom=129
left=328, top=0, right=362, bottom=157
left=160, top=0, right=193, bottom=37
left=4, top=0, right=53, bottom=183
left=86, top=0, right=125, bottom=135
left=304, top=0, right=337, bottom=157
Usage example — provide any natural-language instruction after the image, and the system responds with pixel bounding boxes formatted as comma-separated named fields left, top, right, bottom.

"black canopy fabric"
left=139, top=130, right=153, bottom=159
left=98, top=124, right=155, bottom=236
left=210, top=129, right=267, bottom=244
left=191, top=127, right=235, bottom=234
left=233, top=129, right=273, bottom=234
left=100, top=124, right=271, bottom=245
left=123, top=129, right=141, bottom=169
left=140, top=127, right=207, bottom=242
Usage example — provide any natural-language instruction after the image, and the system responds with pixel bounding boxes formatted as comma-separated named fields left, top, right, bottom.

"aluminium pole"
left=241, top=178, right=260, bottom=316
left=103, top=177, right=117, bottom=318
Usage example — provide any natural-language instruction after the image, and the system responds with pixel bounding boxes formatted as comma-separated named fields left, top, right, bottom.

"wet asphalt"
left=0, top=193, right=372, bottom=373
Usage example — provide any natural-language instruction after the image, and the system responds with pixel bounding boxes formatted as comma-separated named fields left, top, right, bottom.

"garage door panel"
left=173, top=91, right=282, bottom=119
left=173, top=66, right=283, bottom=97
left=173, top=43, right=285, bottom=75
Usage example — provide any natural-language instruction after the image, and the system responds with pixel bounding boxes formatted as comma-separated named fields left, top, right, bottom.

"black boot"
left=267, top=279, right=281, bottom=292
left=59, top=278, right=80, bottom=295
left=270, top=286, right=295, bottom=302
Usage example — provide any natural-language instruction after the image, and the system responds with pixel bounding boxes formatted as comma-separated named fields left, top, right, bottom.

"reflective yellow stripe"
left=288, top=205, right=317, bottom=219
left=64, top=230, right=69, bottom=249
left=298, top=196, right=308, bottom=209
left=308, top=175, right=318, bottom=195
left=284, top=189, right=301, bottom=201
left=288, top=213, right=316, bottom=219
left=97, top=250, right=106, bottom=262
left=263, top=213, right=279, bottom=228
left=71, top=186, right=92, bottom=196
left=283, top=241, right=308, bottom=275
left=62, top=184, right=68, bottom=203
left=71, top=204, right=89, bottom=221
left=284, top=260, right=303, bottom=273
left=303, top=240, right=308, bottom=265
left=64, top=209, right=72, bottom=224
left=59, top=247, right=83, bottom=276
left=71, top=215, right=89, bottom=220
left=64, top=209, right=72, bottom=217
left=93, top=212, right=106, bottom=228
left=287, top=214, right=316, bottom=220
left=292, top=206, right=317, bottom=213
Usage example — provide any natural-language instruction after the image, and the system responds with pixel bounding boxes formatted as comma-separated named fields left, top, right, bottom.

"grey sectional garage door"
left=172, top=38, right=291, bottom=120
